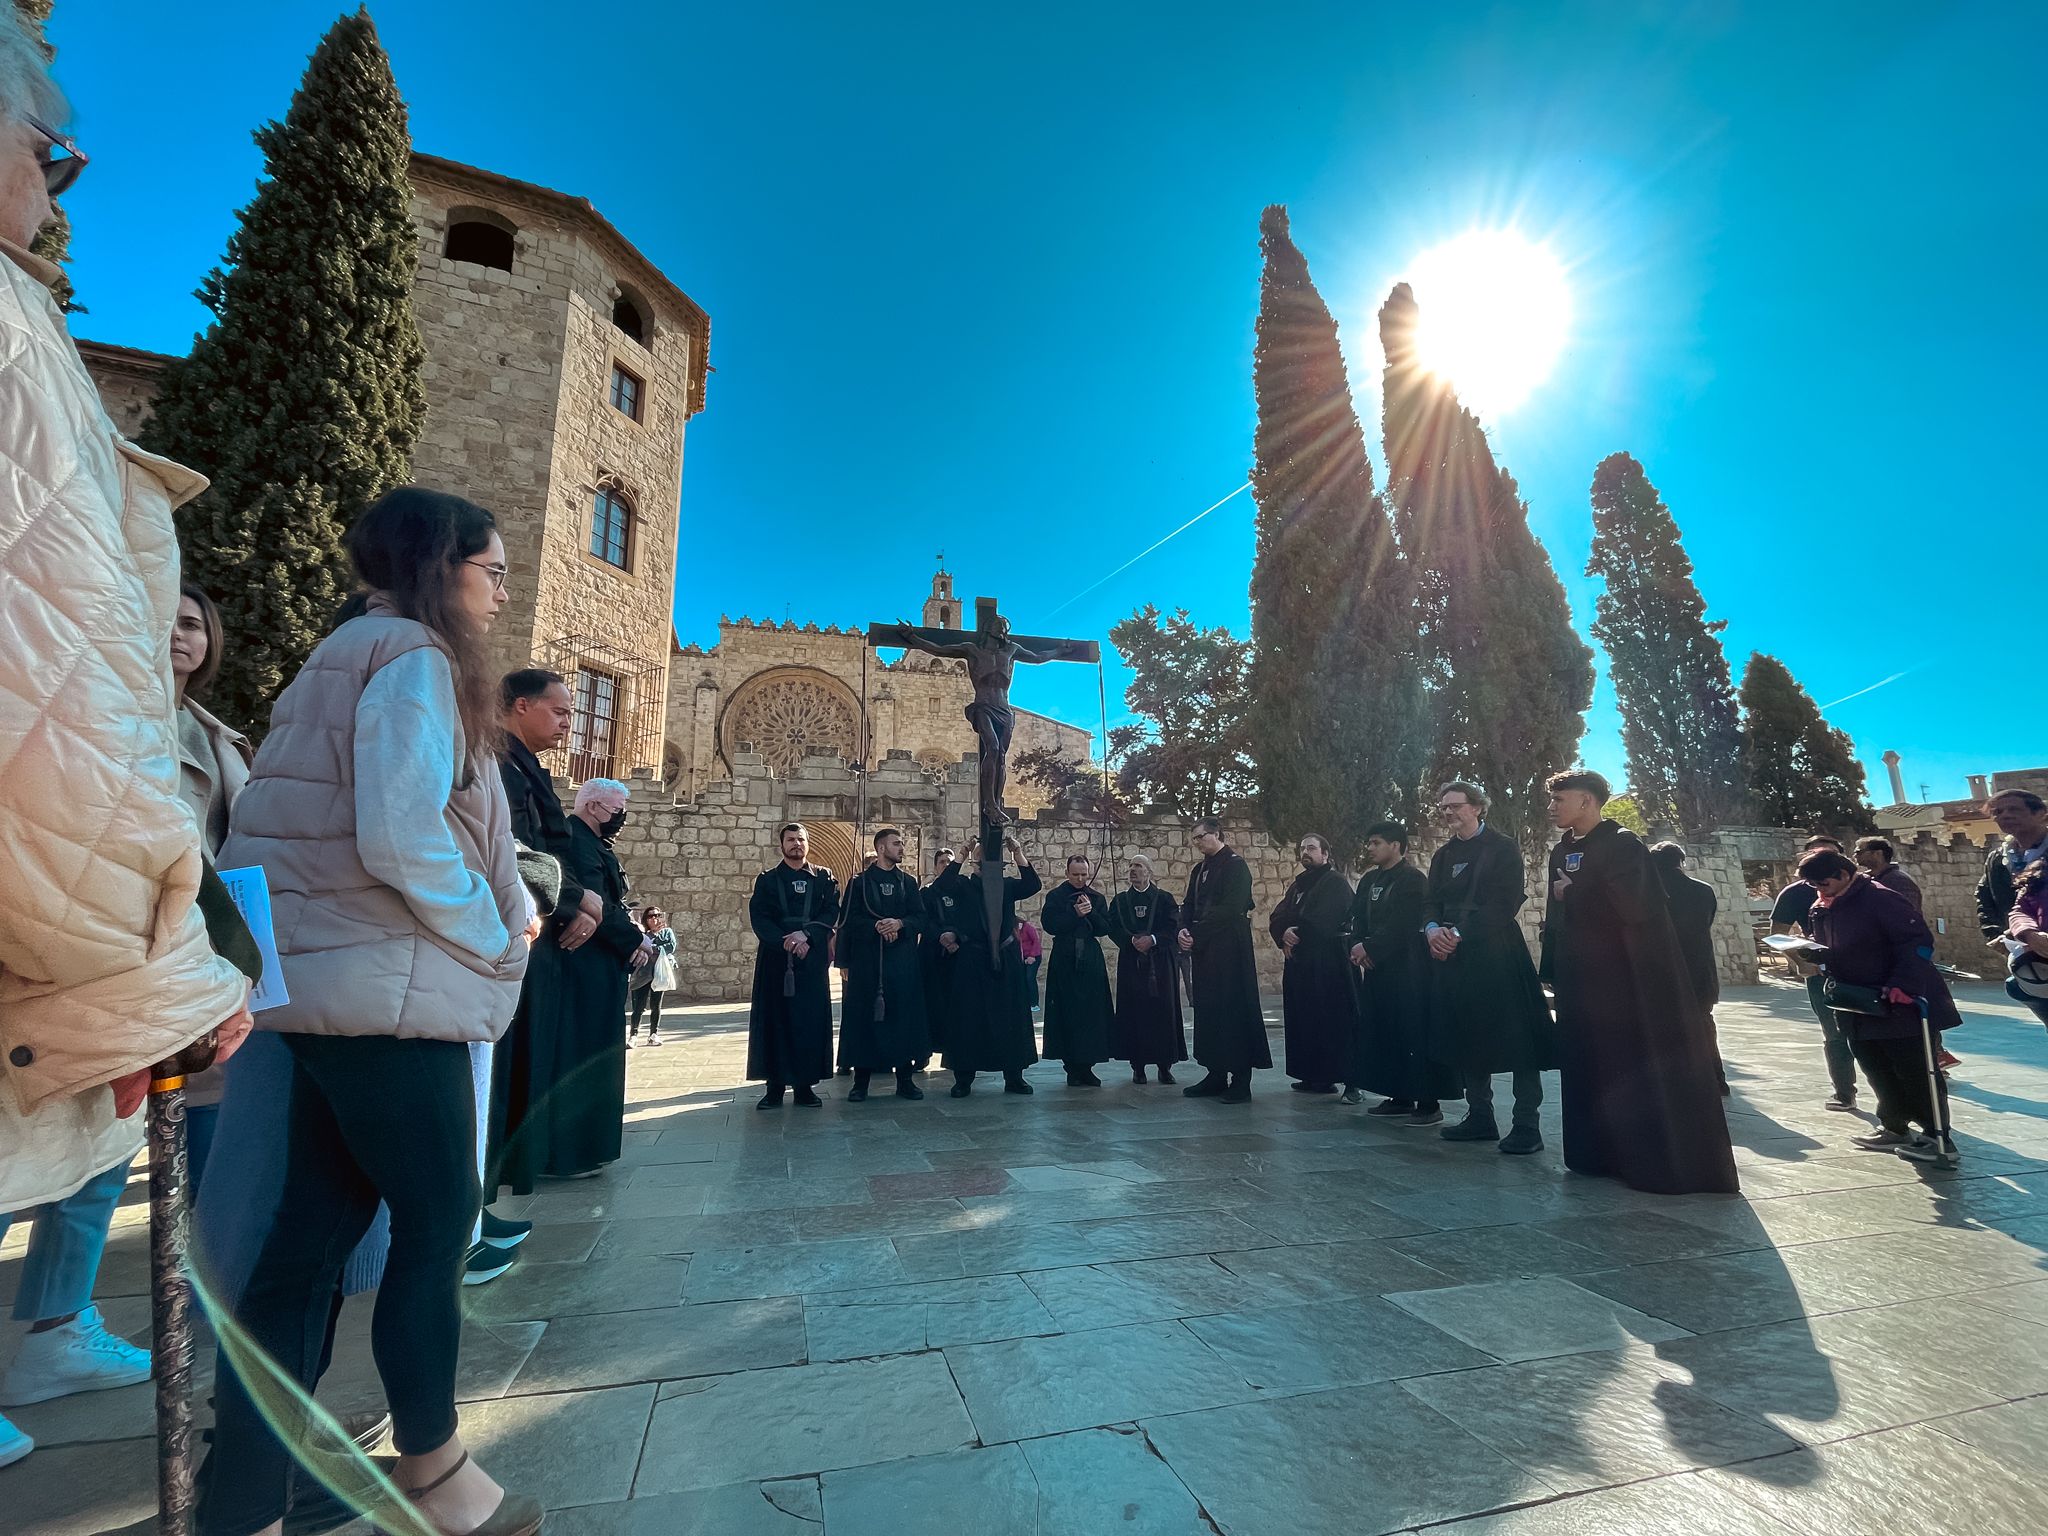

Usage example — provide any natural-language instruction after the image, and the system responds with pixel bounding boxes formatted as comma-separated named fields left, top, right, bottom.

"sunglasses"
left=25, top=114, right=87, bottom=197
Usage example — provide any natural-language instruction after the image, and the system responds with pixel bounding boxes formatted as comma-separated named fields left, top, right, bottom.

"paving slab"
left=511, top=1296, right=806, bottom=1392
left=1184, top=1295, right=1493, bottom=1391
left=1386, top=1276, right=1691, bottom=1362
left=542, top=1478, right=822, bottom=1534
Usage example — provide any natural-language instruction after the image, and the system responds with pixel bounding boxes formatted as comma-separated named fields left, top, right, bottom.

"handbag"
left=651, top=949, right=679, bottom=992
left=1821, top=977, right=1889, bottom=1016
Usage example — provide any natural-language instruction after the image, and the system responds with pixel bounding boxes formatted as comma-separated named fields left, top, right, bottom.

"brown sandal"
left=394, top=1451, right=545, bottom=1536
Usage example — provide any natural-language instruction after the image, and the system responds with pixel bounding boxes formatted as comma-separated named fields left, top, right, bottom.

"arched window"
left=591, top=484, right=633, bottom=568
left=612, top=294, right=648, bottom=344
left=445, top=219, right=514, bottom=270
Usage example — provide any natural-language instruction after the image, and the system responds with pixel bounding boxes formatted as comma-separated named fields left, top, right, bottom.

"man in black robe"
left=921, top=846, right=963, bottom=1068
left=1347, top=821, right=1462, bottom=1123
left=1041, top=854, right=1114, bottom=1086
left=1268, top=834, right=1353, bottom=1095
left=1178, top=818, right=1270, bottom=1103
left=834, top=827, right=929, bottom=1102
left=747, top=822, right=841, bottom=1109
left=936, top=835, right=1041, bottom=1095
left=491, top=669, right=610, bottom=1204
left=1108, top=856, right=1185, bottom=1083
left=1649, top=841, right=1730, bottom=1096
left=1424, top=780, right=1557, bottom=1154
left=1542, top=771, right=1738, bottom=1194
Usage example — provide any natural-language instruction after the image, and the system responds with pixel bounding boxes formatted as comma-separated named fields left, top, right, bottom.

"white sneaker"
left=0, top=1411, right=31, bottom=1468
left=0, top=1306, right=151, bottom=1406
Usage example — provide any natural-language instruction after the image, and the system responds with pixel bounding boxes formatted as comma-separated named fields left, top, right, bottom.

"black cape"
left=1040, top=882, right=1114, bottom=1067
left=1108, top=885, right=1187, bottom=1067
left=1422, top=826, right=1556, bottom=1074
left=836, top=864, right=930, bottom=1069
left=747, top=862, right=840, bottom=1086
left=922, top=866, right=972, bottom=1058
left=1184, top=846, right=1271, bottom=1072
left=1542, top=820, right=1738, bottom=1195
left=538, top=820, right=640, bottom=1175
left=1269, top=863, right=1354, bottom=1085
left=1348, top=861, right=1463, bottom=1102
left=1655, top=863, right=1720, bottom=1009
left=940, top=864, right=1042, bottom=1074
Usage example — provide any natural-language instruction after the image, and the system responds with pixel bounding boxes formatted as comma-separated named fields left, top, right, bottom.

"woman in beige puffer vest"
left=196, top=489, right=541, bottom=1536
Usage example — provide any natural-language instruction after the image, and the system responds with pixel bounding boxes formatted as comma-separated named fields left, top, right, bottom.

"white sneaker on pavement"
left=0, top=1411, right=31, bottom=1468
left=0, top=1306, right=151, bottom=1406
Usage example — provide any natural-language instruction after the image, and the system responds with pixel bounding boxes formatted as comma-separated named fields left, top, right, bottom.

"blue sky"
left=52, top=2, right=2043, bottom=803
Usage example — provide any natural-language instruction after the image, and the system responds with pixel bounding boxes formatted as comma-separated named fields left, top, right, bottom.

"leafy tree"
left=1014, top=744, right=1128, bottom=821
left=13, top=0, right=74, bottom=310
left=1603, top=794, right=1651, bottom=837
left=1586, top=452, right=1746, bottom=833
left=1738, top=652, right=1873, bottom=836
left=1097, top=605, right=1257, bottom=820
left=142, top=7, right=425, bottom=729
left=1378, top=282, right=1593, bottom=845
left=1246, top=207, right=1426, bottom=860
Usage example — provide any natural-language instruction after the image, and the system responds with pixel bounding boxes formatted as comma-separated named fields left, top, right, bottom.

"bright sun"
left=1406, top=229, right=1572, bottom=420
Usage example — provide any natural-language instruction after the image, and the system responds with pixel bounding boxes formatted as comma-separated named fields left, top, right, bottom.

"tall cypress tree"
left=1379, top=282, right=1592, bottom=844
left=1738, top=653, right=1873, bottom=835
left=1245, top=207, right=1426, bottom=860
left=1586, top=452, right=1746, bottom=833
left=13, top=0, right=73, bottom=310
left=143, top=7, right=425, bottom=727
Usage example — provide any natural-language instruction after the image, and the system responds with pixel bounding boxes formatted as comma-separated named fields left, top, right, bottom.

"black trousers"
left=196, top=1034, right=480, bottom=1536
left=1848, top=1031, right=1950, bottom=1137
left=631, top=986, right=665, bottom=1033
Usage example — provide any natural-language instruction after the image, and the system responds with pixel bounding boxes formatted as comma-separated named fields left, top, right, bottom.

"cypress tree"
left=1585, top=452, right=1747, bottom=833
left=1738, top=653, right=1873, bottom=836
left=1246, top=207, right=1426, bottom=860
left=143, top=7, right=425, bottom=728
left=1379, top=282, right=1592, bottom=845
left=13, top=0, right=74, bottom=310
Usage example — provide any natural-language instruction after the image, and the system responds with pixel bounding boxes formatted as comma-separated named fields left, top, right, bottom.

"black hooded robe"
left=1269, top=863, right=1355, bottom=1086
left=542, top=819, right=642, bottom=1174
left=1542, top=820, right=1738, bottom=1195
left=1348, top=861, right=1464, bottom=1103
left=747, top=862, right=841, bottom=1086
left=1184, top=846, right=1271, bottom=1073
left=941, top=865, right=1043, bottom=1075
left=1040, top=881, right=1115, bottom=1068
left=836, top=864, right=931, bottom=1070
left=1421, top=827, right=1557, bottom=1074
left=1108, top=885, right=1187, bottom=1067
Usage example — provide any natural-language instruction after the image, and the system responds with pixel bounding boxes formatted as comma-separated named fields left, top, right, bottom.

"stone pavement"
left=8, top=984, right=2048, bottom=1534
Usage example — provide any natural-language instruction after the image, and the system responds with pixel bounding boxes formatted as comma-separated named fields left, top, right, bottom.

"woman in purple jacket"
left=1800, top=848, right=1961, bottom=1164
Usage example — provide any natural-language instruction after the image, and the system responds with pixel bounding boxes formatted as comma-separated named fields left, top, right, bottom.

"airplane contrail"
left=1821, top=667, right=1919, bottom=711
left=1047, top=480, right=1251, bottom=618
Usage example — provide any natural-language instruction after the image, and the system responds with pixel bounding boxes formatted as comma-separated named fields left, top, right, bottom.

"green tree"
left=1603, top=794, right=1651, bottom=838
left=1245, top=207, right=1426, bottom=860
left=1378, top=282, right=1593, bottom=845
left=1586, top=452, right=1747, bottom=833
left=1738, top=653, right=1873, bottom=836
left=1099, top=605, right=1256, bottom=820
left=1014, top=744, right=1127, bottom=821
left=142, top=7, right=425, bottom=728
left=13, top=0, right=74, bottom=310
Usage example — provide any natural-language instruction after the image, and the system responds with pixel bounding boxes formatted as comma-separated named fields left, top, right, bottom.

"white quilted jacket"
left=0, top=237, right=248, bottom=1212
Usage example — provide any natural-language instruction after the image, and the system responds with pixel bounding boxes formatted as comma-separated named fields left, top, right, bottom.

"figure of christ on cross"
left=869, top=596, right=1099, bottom=968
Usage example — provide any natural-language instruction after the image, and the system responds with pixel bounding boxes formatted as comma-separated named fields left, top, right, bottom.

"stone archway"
left=804, top=821, right=860, bottom=885
left=718, top=666, right=864, bottom=777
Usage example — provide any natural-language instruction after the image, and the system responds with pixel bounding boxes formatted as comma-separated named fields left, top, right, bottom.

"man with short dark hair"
left=834, top=828, right=928, bottom=1102
left=1179, top=818, right=1270, bottom=1102
left=937, top=835, right=1042, bottom=1096
left=1270, top=834, right=1353, bottom=1095
left=1346, top=822, right=1459, bottom=1120
left=1980, top=791, right=2048, bottom=940
left=1543, top=771, right=1738, bottom=1193
left=1855, top=836, right=1922, bottom=912
left=1772, top=833, right=1864, bottom=1111
left=1041, top=854, right=1115, bottom=1086
left=747, top=823, right=841, bottom=1109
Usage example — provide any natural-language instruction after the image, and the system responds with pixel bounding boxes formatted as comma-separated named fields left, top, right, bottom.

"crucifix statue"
left=869, top=596, right=1099, bottom=967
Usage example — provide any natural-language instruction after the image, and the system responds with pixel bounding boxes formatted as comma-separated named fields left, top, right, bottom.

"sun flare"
left=1407, top=229, right=1572, bottom=420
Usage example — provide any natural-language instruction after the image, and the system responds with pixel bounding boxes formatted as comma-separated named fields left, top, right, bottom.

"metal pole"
left=1096, top=659, right=1115, bottom=878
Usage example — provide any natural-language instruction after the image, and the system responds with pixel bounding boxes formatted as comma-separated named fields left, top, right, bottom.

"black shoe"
left=1306, top=1082, right=1338, bottom=1095
left=1366, top=1098, right=1415, bottom=1116
left=1182, top=1072, right=1227, bottom=1098
left=896, top=1074, right=925, bottom=1101
left=1156, top=1066, right=1177, bottom=1085
left=461, top=1241, right=515, bottom=1286
left=1132, top=1066, right=1149, bottom=1084
left=480, top=1211, right=532, bottom=1251
left=756, top=1087, right=786, bottom=1111
left=1289, top=1080, right=1315, bottom=1093
left=1498, top=1125, right=1544, bottom=1155
left=1406, top=1107, right=1445, bottom=1127
left=794, top=1086, right=823, bottom=1107
left=949, top=1082, right=973, bottom=1098
left=847, top=1085, right=868, bottom=1103
left=1004, top=1077, right=1035, bottom=1095
left=1066, top=1069, right=1103, bottom=1087
left=1824, top=1093, right=1858, bottom=1113
left=1440, top=1116, right=1500, bottom=1142
left=1219, top=1075, right=1252, bottom=1104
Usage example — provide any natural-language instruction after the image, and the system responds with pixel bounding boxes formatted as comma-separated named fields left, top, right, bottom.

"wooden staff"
left=148, top=1030, right=218, bottom=1536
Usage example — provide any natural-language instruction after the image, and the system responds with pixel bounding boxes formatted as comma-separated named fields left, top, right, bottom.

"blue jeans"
left=0, top=1155, right=133, bottom=1323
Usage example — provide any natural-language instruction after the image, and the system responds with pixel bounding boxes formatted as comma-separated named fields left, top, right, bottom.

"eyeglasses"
left=25, top=114, right=87, bottom=197
left=463, top=560, right=508, bottom=591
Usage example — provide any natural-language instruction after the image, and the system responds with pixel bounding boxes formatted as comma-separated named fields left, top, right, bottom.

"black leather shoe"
left=846, top=1085, right=868, bottom=1103
left=794, top=1086, right=823, bottom=1107
left=1004, top=1077, right=1035, bottom=1095
left=1182, top=1072, right=1226, bottom=1097
left=896, top=1079, right=925, bottom=1100
left=1156, top=1067, right=1177, bottom=1085
left=1440, top=1116, right=1499, bottom=1142
left=756, top=1088, right=786, bottom=1111
left=1498, top=1125, right=1544, bottom=1155
left=949, top=1081, right=973, bottom=1098
left=1219, top=1077, right=1252, bottom=1103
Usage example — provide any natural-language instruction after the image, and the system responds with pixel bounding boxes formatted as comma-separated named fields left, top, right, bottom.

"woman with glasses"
left=629, top=906, right=677, bottom=1046
left=0, top=14, right=254, bottom=1473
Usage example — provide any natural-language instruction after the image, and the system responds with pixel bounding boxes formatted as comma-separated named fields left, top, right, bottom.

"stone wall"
left=1885, top=831, right=2005, bottom=972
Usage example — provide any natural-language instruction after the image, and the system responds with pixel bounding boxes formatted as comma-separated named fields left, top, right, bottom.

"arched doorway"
left=804, top=820, right=860, bottom=885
